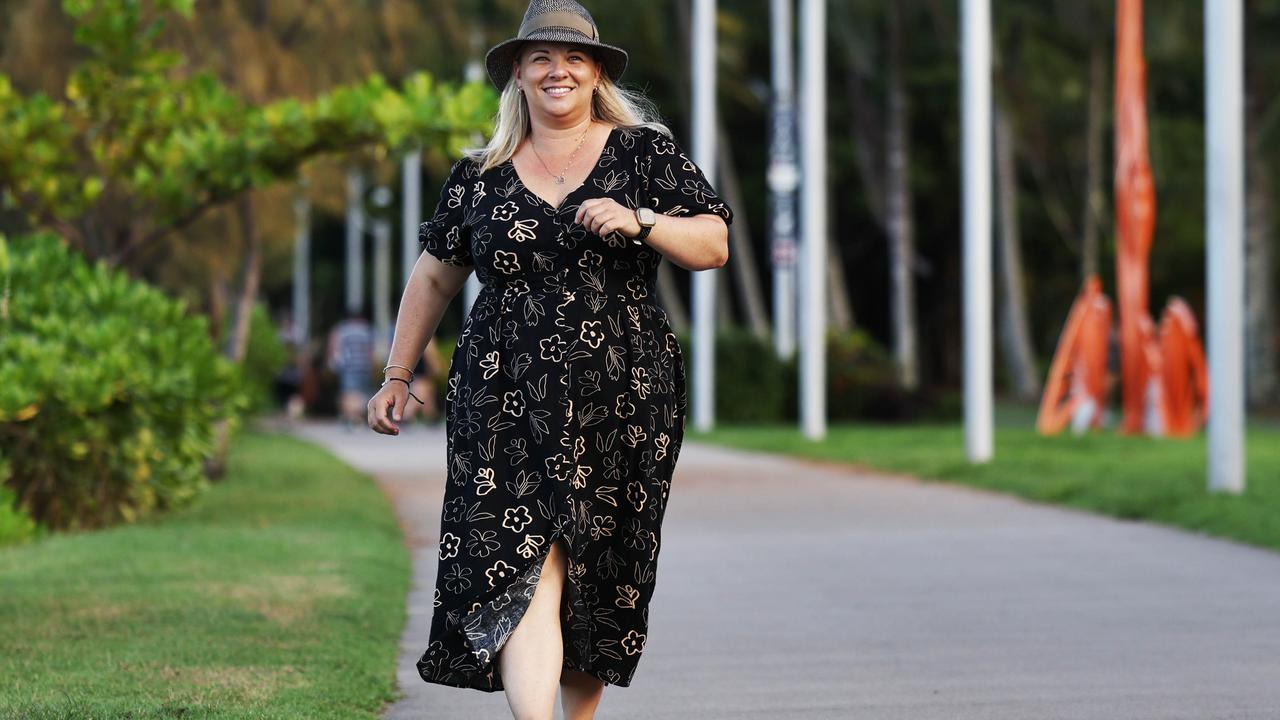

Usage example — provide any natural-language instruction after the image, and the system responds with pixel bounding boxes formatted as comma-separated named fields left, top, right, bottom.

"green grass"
left=692, top=416, right=1280, bottom=554
left=0, top=431, right=411, bottom=720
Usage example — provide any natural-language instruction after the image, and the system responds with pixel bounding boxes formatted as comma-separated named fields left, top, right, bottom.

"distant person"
left=365, top=1, right=732, bottom=717
left=327, top=311, right=374, bottom=430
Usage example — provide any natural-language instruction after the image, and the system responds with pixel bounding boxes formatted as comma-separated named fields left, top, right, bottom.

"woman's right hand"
left=367, top=381, right=408, bottom=436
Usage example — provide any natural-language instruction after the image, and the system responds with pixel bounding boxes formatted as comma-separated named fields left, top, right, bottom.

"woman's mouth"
left=544, top=86, right=574, bottom=98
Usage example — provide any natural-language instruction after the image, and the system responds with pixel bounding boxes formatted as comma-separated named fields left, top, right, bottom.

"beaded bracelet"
left=382, top=376, right=425, bottom=405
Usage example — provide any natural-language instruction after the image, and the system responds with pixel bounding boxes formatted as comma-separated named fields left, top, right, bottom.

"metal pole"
left=292, top=183, right=311, bottom=346
left=345, top=168, right=366, bottom=315
left=799, top=0, right=827, bottom=440
left=691, top=0, right=718, bottom=431
left=1206, top=0, right=1246, bottom=494
left=770, top=0, right=799, bottom=360
left=371, top=186, right=393, bottom=361
left=402, top=150, right=422, bottom=287
left=962, top=0, right=994, bottom=462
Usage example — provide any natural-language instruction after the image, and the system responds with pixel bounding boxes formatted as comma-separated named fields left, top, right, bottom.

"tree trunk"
left=1246, top=120, right=1278, bottom=407
left=995, top=106, right=1041, bottom=401
left=827, top=195, right=855, bottom=332
left=209, top=193, right=264, bottom=480
left=717, top=125, right=771, bottom=340
left=208, top=270, right=229, bottom=344
left=886, top=1, right=919, bottom=389
left=1081, top=40, right=1107, bottom=282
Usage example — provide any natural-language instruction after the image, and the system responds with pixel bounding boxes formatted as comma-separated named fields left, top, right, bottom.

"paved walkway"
left=286, top=420, right=1280, bottom=720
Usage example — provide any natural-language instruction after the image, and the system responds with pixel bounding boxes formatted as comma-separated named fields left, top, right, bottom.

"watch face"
left=638, top=207, right=656, bottom=226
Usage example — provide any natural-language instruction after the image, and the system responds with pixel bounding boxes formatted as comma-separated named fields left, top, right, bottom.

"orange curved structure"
left=1158, top=298, right=1209, bottom=437
left=1115, top=0, right=1157, bottom=435
left=1037, top=276, right=1113, bottom=436
left=1038, top=0, right=1210, bottom=440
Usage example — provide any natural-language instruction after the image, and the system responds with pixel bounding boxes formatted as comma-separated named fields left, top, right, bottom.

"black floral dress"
left=415, top=124, right=733, bottom=692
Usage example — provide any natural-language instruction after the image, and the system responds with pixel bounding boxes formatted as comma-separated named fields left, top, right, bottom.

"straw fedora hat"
left=484, top=0, right=629, bottom=90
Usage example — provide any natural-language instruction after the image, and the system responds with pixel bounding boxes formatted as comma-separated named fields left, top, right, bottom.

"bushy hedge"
left=678, top=327, right=960, bottom=424
left=0, top=233, right=246, bottom=531
left=0, top=456, right=37, bottom=546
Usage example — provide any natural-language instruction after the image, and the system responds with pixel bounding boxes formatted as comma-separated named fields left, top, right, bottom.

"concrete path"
left=285, top=420, right=1280, bottom=720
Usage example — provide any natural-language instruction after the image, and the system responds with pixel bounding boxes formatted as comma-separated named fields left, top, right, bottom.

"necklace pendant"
left=555, top=175, right=566, bottom=185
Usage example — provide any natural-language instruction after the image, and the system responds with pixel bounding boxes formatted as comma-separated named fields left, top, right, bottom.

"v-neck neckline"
left=509, top=125, right=619, bottom=213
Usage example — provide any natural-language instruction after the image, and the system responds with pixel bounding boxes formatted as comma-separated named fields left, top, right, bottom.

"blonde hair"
left=466, top=51, right=671, bottom=173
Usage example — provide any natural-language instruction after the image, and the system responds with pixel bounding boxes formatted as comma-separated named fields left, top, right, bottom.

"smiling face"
left=514, top=42, right=601, bottom=123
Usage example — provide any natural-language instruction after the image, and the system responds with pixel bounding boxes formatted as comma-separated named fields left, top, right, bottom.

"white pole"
left=799, top=0, right=827, bottom=440
left=770, top=0, right=799, bottom=360
left=1206, top=0, right=1246, bottom=494
left=371, top=187, right=393, bottom=361
left=691, top=0, right=718, bottom=432
left=345, top=168, right=366, bottom=315
left=962, top=0, right=994, bottom=462
left=292, top=184, right=311, bottom=347
left=402, top=150, right=422, bottom=288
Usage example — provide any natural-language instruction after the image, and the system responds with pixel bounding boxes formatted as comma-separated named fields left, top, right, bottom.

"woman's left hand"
left=575, top=198, right=641, bottom=240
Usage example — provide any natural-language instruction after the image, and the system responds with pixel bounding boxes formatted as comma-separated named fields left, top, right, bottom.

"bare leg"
left=560, top=669, right=604, bottom=719
left=499, top=539, right=568, bottom=720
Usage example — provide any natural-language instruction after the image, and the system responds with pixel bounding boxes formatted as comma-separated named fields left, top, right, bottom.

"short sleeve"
left=418, top=158, right=477, bottom=267
left=642, top=128, right=734, bottom=225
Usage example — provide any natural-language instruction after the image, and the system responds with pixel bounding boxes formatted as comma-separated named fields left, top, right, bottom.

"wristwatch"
left=633, top=207, right=657, bottom=244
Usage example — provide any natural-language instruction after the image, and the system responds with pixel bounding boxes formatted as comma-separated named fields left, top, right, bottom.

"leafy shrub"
left=0, top=456, right=37, bottom=547
left=225, top=303, right=289, bottom=414
left=0, top=233, right=246, bottom=531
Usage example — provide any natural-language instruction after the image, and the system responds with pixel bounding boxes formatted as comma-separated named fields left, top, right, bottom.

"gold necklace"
left=530, top=123, right=592, bottom=185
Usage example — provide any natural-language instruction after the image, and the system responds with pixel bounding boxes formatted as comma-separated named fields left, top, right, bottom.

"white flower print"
left=467, top=529, right=501, bottom=558
left=579, top=249, right=604, bottom=268
left=494, top=250, right=520, bottom=274
left=615, top=395, right=636, bottom=419
left=626, top=277, right=649, bottom=299
left=486, top=560, right=518, bottom=589
left=622, top=424, right=648, bottom=448
left=443, top=496, right=468, bottom=522
left=626, top=480, right=648, bottom=512
left=631, top=366, right=651, bottom=399
left=475, top=467, right=497, bottom=495
left=492, top=201, right=519, bottom=221
left=480, top=351, right=500, bottom=380
left=682, top=178, right=713, bottom=204
left=446, top=185, right=465, bottom=208
left=653, top=137, right=677, bottom=155
left=503, top=390, right=526, bottom=417
left=446, top=225, right=461, bottom=250
left=439, top=532, right=461, bottom=560
left=591, top=515, right=616, bottom=540
left=615, top=584, right=640, bottom=609
left=502, top=505, right=533, bottom=533
left=571, top=463, right=592, bottom=490
left=654, top=433, right=670, bottom=461
left=471, top=180, right=487, bottom=207
left=443, top=563, right=472, bottom=593
left=545, top=453, right=574, bottom=483
left=509, top=218, right=538, bottom=242
left=516, top=534, right=545, bottom=559
left=580, top=320, right=606, bottom=349
left=621, top=629, right=646, bottom=655
left=539, top=334, right=567, bottom=362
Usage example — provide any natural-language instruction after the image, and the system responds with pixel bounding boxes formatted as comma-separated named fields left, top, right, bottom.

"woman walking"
left=367, top=1, right=732, bottom=717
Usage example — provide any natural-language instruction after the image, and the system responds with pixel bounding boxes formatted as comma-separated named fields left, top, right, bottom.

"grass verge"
left=0, top=431, right=411, bottom=719
left=692, top=422, right=1280, bottom=553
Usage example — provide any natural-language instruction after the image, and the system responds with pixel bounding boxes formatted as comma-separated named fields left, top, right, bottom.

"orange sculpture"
left=1038, top=0, right=1209, bottom=439
left=1037, top=276, right=1114, bottom=436
left=1157, top=298, right=1209, bottom=437
left=1114, top=0, right=1157, bottom=435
